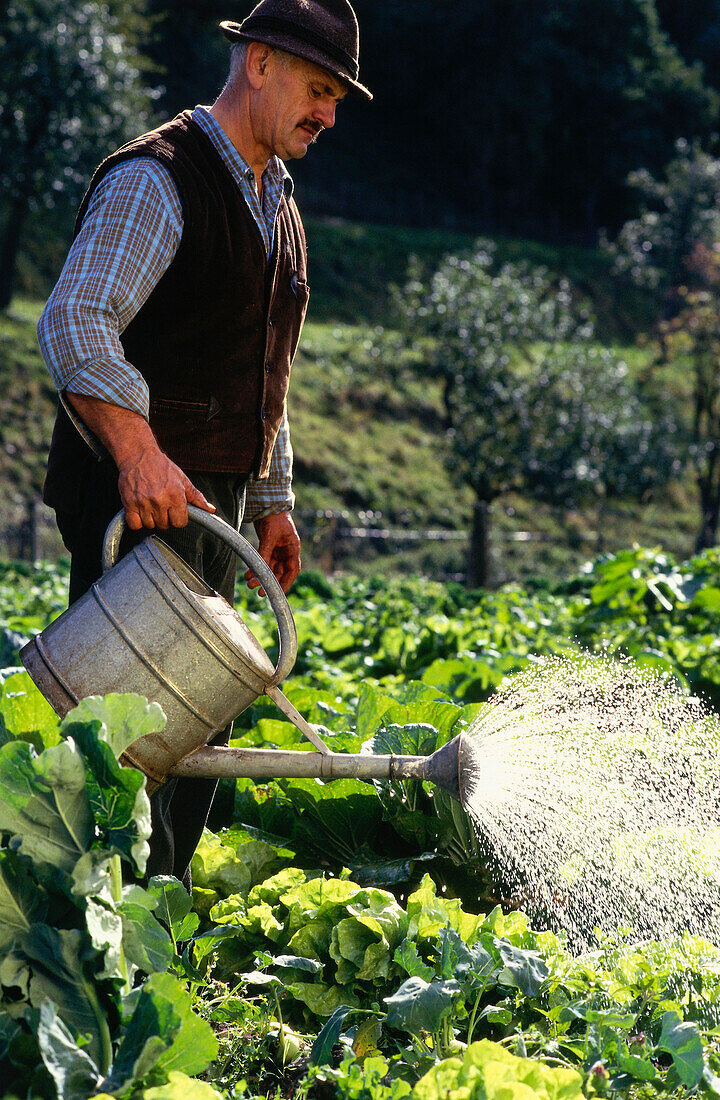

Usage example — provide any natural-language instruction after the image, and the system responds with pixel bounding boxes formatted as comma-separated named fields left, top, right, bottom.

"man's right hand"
left=66, top=391, right=215, bottom=529
left=117, top=445, right=215, bottom=530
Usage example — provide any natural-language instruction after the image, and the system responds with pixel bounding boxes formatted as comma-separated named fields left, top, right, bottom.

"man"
left=37, top=0, right=371, bottom=888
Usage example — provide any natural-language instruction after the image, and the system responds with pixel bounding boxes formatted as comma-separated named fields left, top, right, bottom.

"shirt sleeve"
left=37, top=157, right=183, bottom=424
left=244, top=410, right=295, bottom=522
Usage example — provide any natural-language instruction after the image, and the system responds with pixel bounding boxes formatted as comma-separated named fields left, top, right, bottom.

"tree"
left=397, top=242, right=681, bottom=587
left=0, top=0, right=158, bottom=310
left=602, top=139, right=720, bottom=294
left=605, top=142, right=720, bottom=548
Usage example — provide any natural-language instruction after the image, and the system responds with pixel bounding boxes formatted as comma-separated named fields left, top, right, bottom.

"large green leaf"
left=118, top=902, right=174, bottom=975
left=394, top=939, right=435, bottom=982
left=0, top=740, right=93, bottom=874
left=330, top=919, right=383, bottom=984
left=406, top=875, right=482, bottom=943
left=658, top=1011, right=704, bottom=1087
left=289, top=980, right=360, bottom=1017
left=384, top=976, right=461, bottom=1035
left=147, top=876, right=200, bottom=944
left=413, top=1039, right=584, bottom=1100
left=0, top=851, right=47, bottom=950
left=191, top=830, right=253, bottom=897
left=309, top=1004, right=354, bottom=1066
left=0, top=671, right=61, bottom=750
left=62, top=694, right=167, bottom=759
left=278, top=777, right=384, bottom=865
left=103, top=977, right=182, bottom=1093
left=23, top=925, right=111, bottom=1073
left=37, top=999, right=101, bottom=1100
left=148, top=973, right=218, bottom=1076
left=355, top=683, right=398, bottom=740
left=142, top=1070, right=223, bottom=1100
left=105, top=974, right=217, bottom=1088
left=496, top=940, right=549, bottom=997
left=63, top=717, right=151, bottom=874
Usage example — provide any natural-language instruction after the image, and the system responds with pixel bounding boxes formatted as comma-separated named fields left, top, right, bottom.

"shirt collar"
left=192, top=105, right=294, bottom=197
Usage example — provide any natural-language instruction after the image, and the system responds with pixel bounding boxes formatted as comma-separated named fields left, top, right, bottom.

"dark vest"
left=45, top=111, right=308, bottom=496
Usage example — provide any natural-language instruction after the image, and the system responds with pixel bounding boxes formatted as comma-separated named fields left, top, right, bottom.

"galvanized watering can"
left=21, top=506, right=468, bottom=799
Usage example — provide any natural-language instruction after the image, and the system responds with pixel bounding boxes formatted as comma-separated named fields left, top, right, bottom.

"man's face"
left=258, top=52, right=347, bottom=161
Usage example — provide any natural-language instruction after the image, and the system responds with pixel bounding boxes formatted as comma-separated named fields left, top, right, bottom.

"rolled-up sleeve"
left=37, top=157, right=183, bottom=420
left=244, top=411, right=295, bottom=522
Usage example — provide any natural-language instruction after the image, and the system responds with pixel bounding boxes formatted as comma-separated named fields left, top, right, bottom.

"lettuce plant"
left=0, top=694, right=217, bottom=1099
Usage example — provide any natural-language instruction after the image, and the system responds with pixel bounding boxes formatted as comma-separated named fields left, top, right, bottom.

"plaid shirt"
left=37, top=106, right=296, bottom=522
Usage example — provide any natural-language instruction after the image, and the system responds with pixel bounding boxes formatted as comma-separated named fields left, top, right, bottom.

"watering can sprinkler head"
left=417, top=734, right=463, bottom=800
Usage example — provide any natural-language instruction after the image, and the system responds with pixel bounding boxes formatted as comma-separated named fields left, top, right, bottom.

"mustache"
left=299, top=119, right=323, bottom=141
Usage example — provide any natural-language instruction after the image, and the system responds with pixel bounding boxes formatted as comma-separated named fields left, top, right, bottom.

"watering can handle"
left=101, top=506, right=298, bottom=687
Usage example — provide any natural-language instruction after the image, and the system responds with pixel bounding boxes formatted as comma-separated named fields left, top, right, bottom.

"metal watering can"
left=21, top=506, right=469, bottom=799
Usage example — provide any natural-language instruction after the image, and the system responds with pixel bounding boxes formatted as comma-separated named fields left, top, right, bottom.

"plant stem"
left=466, top=976, right=491, bottom=1045
left=110, top=853, right=131, bottom=997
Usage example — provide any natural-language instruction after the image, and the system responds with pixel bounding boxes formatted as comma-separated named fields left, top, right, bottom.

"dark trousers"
left=53, top=455, right=246, bottom=890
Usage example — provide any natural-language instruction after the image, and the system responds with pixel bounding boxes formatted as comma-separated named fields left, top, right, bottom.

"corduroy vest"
left=46, top=111, right=308, bottom=487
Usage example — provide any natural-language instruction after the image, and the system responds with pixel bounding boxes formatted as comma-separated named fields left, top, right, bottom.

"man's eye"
left=310, top=86, right=322, bottom=98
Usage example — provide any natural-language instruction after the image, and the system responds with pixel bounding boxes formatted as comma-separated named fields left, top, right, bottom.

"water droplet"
left=460, top=653, right=720, bottom=949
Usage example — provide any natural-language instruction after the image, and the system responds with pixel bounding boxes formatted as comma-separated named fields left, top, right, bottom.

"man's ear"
left=247, top=42, right=274, bottom=89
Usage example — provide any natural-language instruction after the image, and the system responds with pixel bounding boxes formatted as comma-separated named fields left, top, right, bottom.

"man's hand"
left=117, top=444, right=215, bottom=530
left=66, top=391, right=215, bottom=529
left=245, top=511, right=301, bottom=595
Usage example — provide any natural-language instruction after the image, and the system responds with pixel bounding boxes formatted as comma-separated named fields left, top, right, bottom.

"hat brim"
left=220, top=20, right=372, bottom=101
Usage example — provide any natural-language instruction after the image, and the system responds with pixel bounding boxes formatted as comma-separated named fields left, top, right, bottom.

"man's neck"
left=209, top=96, right=269, bottom=196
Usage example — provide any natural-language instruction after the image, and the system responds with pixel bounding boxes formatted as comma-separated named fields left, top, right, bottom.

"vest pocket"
left=150, top=396, right=215, bottom=420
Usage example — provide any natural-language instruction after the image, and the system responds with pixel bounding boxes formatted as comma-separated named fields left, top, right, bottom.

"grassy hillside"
left=0, top=219, right=702, bottom=584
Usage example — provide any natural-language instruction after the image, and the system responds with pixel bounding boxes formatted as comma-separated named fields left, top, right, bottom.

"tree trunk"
left=0, top=195, right=30, bottom=311
left=466, top=498, right=491, bottom=589
left=695, top=482, right=720, bottom=551
left=694, top=432, right=720, bottom=552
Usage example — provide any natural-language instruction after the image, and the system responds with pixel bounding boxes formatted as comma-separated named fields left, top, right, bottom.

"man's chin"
left=283, top=139, right=310, bottom=160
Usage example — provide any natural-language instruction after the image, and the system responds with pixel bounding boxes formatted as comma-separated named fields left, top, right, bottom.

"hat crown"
left=220, top=0, right=371, bottom=100
left=243, top=0, right=359, bottom=78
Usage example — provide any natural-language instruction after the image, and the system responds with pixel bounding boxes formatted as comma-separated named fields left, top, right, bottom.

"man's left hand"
left=245, top=511, right=301, bottom=595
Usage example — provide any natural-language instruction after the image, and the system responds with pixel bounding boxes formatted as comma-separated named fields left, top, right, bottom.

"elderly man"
left=37, top=0, right=371, bottom=887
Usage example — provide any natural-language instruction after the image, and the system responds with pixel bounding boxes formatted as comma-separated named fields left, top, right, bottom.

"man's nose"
left=314, top=99, right=336, bottom=130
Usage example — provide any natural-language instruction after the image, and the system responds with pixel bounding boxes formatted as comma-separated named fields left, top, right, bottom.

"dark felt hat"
left=220, top=0, right=372, bottom=101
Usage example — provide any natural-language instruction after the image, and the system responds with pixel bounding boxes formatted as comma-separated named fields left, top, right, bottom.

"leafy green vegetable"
left=63, top=694, right=167, bottom=759
left=657, top=1010, right=704, bottom=1087
left=384, top=976, right=462, bottom=1035
left=0, top=739, right=93, bottom=875
left=37, top=1000, right=102, bottom=1100
left=412, top=1039, right=585, bottom=1099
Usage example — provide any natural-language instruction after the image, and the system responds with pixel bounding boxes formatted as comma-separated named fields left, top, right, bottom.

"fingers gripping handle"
left=101, top=506, right=298, bottom=686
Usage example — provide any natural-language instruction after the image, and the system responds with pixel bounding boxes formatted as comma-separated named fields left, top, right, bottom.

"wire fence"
left=0, top=500, right=65, bottom=562
left=0, top=500, right=548, bottom=573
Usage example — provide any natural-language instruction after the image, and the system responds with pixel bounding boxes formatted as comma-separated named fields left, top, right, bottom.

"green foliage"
left=603, top=139, right=720, bottom=291
left=192, top=866, right=720, bottom=1097
left=0, top=0, right=158, bottom=306
left=412, top=1039, right=584, bottom=1100
left=0, top=693, right=217, bottom=1099
left=6, top=551, right=720, bottom=1095
left=397, top=240, right=680, bottom=510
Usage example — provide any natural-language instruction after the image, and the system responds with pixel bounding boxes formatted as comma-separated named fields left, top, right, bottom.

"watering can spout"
left=167, top=732, right=468, bottom=804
